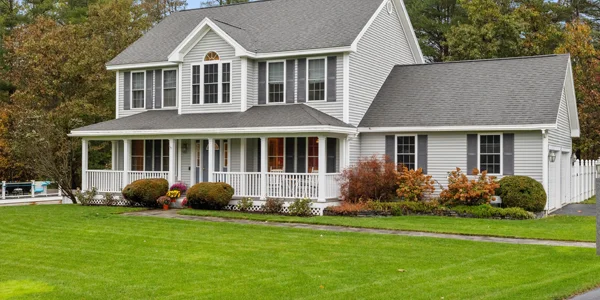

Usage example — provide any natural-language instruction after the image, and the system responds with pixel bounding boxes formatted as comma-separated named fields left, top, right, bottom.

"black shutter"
left=146, top=70, right=153, bottom=109
left=285, top=138, right=295, bottom=172
left=503, top=133, right=515, bottom=175
left=296, top=138, right=306, bottom=173
left=467, top=134, right=478, bottom=175
left=258, top=62, right=267, bottom=105
left=257, top=138, right=262, bottom=172
left=286, top=60, right=295, bottom=103
left=124, top=72, right=131, bottom=110
left=153, top=140, right=161, bottom=171
left=326, top=138, right=337, bottom=173
left=385, top=135, right=395, bottom=163
left=327, top=56, right=337, bottom=102
left=155, top=70, right=162, bottom=109
left=297, top=58, right=306, bottom=103
left=417, top=135, right=428, bottom=174
left=202, top=140, right=209, bottom=182
left=144, top=140, right=153, bottom=171
left=214, top=140, right=221, bottom=172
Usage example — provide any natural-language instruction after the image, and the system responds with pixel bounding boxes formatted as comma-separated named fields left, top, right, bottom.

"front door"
left=195, top=140, right=208, bottom=184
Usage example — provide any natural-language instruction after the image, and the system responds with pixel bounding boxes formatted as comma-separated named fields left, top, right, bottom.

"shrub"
left=440, top=168, right=499, bottom=206
left=121, top=178, right=169, bottom=208
left=324, top=202, right=367, bottom=216
left=264, top=198, right=284, bottom=214
left=366, top=200, right=443, bottom=216
left=339, top=155, right=398, bottom=203
left=237, top=197, right=254, bottom=212
left=288, top=198, right=312, bottom=216
left=451, top=205, right=535, bottom=220
left=396, top=166, right=435, bottom=201
left=75, top=187, right=97, bottom=206
left=170, top=182, right=188, bottom=194
left=187, top=182, right=234, bottom=210
left=104, top=193, right=116, bottom=206
left=497, top=176, right=547, bottom=212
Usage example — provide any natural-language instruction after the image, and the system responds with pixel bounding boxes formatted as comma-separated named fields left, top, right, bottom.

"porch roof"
left=70, top=104, right=354, bottom=137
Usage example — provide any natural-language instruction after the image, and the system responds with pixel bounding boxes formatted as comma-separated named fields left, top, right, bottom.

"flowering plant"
left=181, top=197, right=188, bottom=208
left=157, top=196, right=171, bottom=206
left=166, top=190, right=181, bottom=199
left=169, top=182, right=188, bottom=194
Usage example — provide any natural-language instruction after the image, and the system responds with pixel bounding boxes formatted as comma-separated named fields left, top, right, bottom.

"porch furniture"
left=12, top=188, right=23, bottom=196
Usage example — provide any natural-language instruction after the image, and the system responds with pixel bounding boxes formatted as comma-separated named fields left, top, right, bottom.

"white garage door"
left=561, top=152, right=571, bottom=206
left=548, top=156, right=559, bottom=211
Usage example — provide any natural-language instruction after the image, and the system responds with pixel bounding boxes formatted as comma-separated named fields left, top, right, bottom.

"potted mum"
left=157, top=196, right=171, bottom=210
left=169, top=182, right=188, bottom=195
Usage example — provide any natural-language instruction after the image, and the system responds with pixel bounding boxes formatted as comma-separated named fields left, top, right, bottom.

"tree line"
left=0, top=0, right=597, bottom=194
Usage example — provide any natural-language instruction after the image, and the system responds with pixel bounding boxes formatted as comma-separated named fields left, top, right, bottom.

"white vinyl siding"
left=548, top=88, right=572, bottom=150
left=359, top=131, right=544, bottom=194
left=181, top=29, right=241, bottom=113
left=348, top=3, right=416, bottom=126
left=230, top=138, right=241, bottom=172
left=247, top=60, right=258, bottom=108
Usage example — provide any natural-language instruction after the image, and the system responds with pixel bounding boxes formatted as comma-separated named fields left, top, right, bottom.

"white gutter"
left=358, top=124, right=557, bottom=133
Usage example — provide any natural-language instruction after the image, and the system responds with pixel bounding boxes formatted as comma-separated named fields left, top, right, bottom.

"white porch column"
left=81, top=139, right=89, bottom=191
left=318, top=135, right=327, bottom=202
left=169, top=138, right=176, bottom=185
left=260, top=137, right=267, bottom=200
left=123, top=139, right=131, bottom=188
left=240, top=138, right=247, bottom=196
left=339, top=137, right=347, bottom=171
left=208, top=137, right=215, bottom=182
left=111, top=141, right=117, bottom=171
left=190, top=140, right=196, bottom=186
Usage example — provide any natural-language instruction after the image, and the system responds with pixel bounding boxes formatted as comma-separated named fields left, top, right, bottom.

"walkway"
left=551, top=204, right=596, bottom=217
left=125, top=210, right=596, bottom=248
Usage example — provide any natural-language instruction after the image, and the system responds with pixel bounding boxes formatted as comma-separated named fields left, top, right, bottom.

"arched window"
left=204, top=51, right=220, bottom=61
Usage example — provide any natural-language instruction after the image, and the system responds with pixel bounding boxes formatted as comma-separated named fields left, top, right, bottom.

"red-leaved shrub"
left=325, top=201, right=367, bottom=216
left=440, top=168, right=500, bottom=206
left=396, top=166, right=435, bottom=201
left=339, top=155, right=398, bottom=203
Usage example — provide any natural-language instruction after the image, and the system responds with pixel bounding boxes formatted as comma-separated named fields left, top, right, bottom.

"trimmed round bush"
left=187, top=182, right=234, bottom=210
left=121, top=178, right=169, bottom=207
left=497, top=176, right=547, bottom=212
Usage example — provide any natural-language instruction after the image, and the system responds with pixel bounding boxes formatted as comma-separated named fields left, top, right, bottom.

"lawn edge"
left=176, top=210, right=595, bottom=243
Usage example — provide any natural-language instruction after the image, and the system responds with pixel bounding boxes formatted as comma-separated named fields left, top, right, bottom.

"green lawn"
left=179, top=209, right=597, bottom=242
left=2, top=205, right=600, bottom=299
left=580, top=196, right=597, bottom=204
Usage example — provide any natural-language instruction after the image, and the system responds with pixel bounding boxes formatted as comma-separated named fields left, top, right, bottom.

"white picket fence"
left=570, top=159, right=597, bottom=203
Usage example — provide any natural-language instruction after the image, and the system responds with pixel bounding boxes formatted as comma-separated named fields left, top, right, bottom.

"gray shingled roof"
left=72, top=104, right=353, bottom=133
left=108, top=0, right=382, bottom=66
left=359, top=54, right=570, bottom=128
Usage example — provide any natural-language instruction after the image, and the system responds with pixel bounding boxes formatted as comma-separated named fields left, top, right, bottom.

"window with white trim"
left=131, top=140, right=144, bottom=171
left=268, top=62, right=284, bottom=103
left=163, top=70, right=177, bottom=107
left=204, top=63, right=219, bottom=104
left=396, top=136, right=416, bottom=170
left=222, top=63, right=231, bottom=103
left=192, top=66, right=201, bottom=104
left=480, top=135, right=501, bottom=174
left=308, top=58, right=326, bottom=101
left=131, top=72, right=145, bottom=109
left=268, top=138, right=284, bottom=171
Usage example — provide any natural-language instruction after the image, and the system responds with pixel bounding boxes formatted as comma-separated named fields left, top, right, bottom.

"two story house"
left=71, top=0, right=580, bottom=212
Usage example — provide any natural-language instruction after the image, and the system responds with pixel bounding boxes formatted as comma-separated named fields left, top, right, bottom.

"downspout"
left=542, top=129, right=549, bottom=215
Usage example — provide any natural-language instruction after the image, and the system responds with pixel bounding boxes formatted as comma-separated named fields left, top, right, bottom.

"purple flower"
left=169, top=182, right=188, bottom=193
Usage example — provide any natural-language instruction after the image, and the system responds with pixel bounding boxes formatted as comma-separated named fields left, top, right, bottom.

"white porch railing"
left=325, top=174, right=342, bottom=199
left=266, top=173, right=319, bottom=199
left=84, top=170, right=169, bottom=193
left=214, top=172, right=262, bottom=198
left=128, top=171, right=169, bottom=183
left=87, top=170, right=123, bottom=193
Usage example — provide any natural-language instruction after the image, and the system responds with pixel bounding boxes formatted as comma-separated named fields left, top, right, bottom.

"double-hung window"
left=163, top=70, right=177, bottom=107
left=131, top=140, right=144, bottom=171
left=479, top=135, right=501, bottom=174
left=268, top=62, right=284, bottom=103
left=203, top=63, right=219, bottom=104
left=308, top=58, right=326, bottom=101
left=131, top=72, right=145, bottom=109
left=396, top=136, right=416, bottom=170
left=222, top=63, right=231, bottom=103
left=191, top=51, right=231, bottom=105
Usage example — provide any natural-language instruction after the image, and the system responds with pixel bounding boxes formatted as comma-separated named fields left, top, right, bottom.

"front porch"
left=82, top=136, right=346, bottom=202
